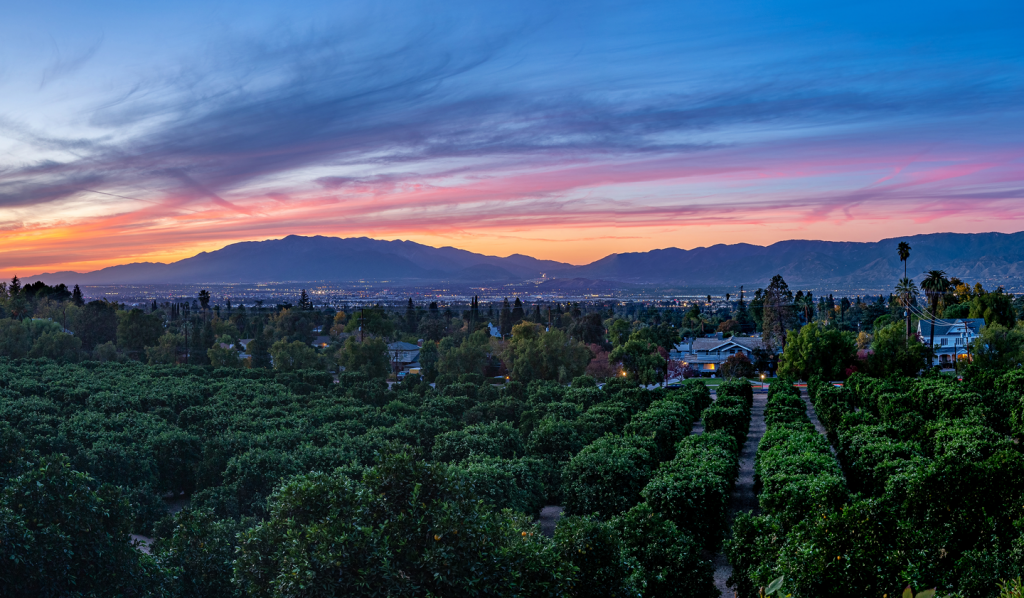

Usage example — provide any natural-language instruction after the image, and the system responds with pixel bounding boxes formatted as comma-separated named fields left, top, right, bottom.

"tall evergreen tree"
left=499, top=298, right=512, bottom=337
left=762, top=274, right=795, bottom=352
left=734, top=286, right=752, bottom=332
left=405, top=298, right=417, bottom=333
left=9, top=275, right=20, bottom=295
left=71, top=284, right=84, bottom=306
left=511, top=298, right=525, bottom=325
left=298, top=290, right=313, bottom=311
left=248, top=320, right=273, bottom=368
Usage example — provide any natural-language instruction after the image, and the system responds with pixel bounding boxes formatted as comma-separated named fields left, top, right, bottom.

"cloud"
left=39, top=35, right=103, bottom=88
left=1, top=1, right=1023, bottom=276
left=4, top=10, right=1020, bottom=215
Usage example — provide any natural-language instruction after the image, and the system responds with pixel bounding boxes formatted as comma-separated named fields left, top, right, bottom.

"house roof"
left=690, top=336, right=764, bottom=353
left=388, top=341, right=420, bottom=351
left=918, top=318, right=984, bottom=337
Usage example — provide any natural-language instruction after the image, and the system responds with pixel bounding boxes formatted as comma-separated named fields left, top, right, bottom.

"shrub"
left=755, top=428, right=847, bottom=528
left=453, top=455, right=547, bottom=514
left=701, top=404, right=749, bottom=446
left=152, top=508, right=247, bottom=598
left=717, top=378, right=754, bottom=408
left=641, top=432, right=738, bottom=549
left=562, top=435, right=658, bottom=518
left=235, top=454, right=575, bottom=598
left=432, top=421, right=526, bottom=462
left=611, top=503, right=717, bottom=598
left=623, top=399, right=694, bottom=461
left=763, top=389, right=807, bottom=426
left=526, top=415, right=581, bottom=456
left=0, top=455, right=161, bottom=598
left=554, top=515, right=637, bottom=598
left=575, top=401, right=632, bottom=444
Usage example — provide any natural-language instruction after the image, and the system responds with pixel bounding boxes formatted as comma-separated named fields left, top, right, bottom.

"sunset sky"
left=1, top=0, right=1023, bottom=278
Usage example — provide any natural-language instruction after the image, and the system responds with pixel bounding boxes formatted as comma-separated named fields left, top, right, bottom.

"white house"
left=387, top=341, right=420, bottom=365
left=917, top=318, right=984, bottom=367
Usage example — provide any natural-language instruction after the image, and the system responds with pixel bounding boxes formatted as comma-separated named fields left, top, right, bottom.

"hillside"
left=23, top=231, right=1024, bottom=289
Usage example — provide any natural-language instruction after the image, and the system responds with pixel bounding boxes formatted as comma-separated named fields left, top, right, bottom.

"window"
left=940, top=338, right=948, bottom=347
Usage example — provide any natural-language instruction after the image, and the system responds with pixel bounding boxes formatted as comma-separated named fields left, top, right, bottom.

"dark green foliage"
left=763, top=387, right=807, bottom=426
left=728, top=378, right=850, bottom=596
left=235, top=455, right=575, bottom=598
left=701, top=403, right=749, bottom=446
left=453, top=455, right=547, bottom=514
left=562, top=434, right=659, bottom=518
left=779, top=323, right=857, bottom=381
left=575, top=400, right=632, bottom=443
left=732, top=369, right=1024, bottom=597
left=666, top=380, right=714, bottom=416
left=641, top=432, right=739, bottom=550
left=725, top=512, right=786, bottom=598
left=717, top=378, right=754, bottom=407
left=623, top=399, right=694, bottom=461
left=528, top=416, right=585, bottom=462
left=610, top=503, right=717, bottom=598
left=554, top=515, right=637, bottom=598
left=152, top=508, right=248, bottom=598
left=116, top=308, right=165, bottom=357
left=0, top=455, right=161, bottom=598
left=754, top=427, right=847, bottom=528
left=0, top=355, right=831, bottom=596
left=432, top=421, right=526, bottom=462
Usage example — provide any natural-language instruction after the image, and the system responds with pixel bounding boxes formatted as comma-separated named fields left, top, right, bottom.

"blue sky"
left=1, top=0, right=1022, bottom=274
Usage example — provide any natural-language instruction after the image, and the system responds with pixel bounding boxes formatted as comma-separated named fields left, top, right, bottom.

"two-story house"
left=916, top=318, right=984, bottom=367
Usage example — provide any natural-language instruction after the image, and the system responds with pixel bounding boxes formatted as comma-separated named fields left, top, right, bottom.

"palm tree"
left=920, top=270, right=950, bottom=363
left=895, top=277, right=919, bottom=342
left=897, top=242, right=911, bottom=279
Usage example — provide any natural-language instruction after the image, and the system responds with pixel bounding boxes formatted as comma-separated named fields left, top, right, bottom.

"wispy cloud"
left=39, top=35, right=104, bottom=88
left=0, top=0, right=1022, bottom=275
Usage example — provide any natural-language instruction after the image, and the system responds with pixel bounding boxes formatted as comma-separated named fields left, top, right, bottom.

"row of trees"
left=0, top=355, right=731, bottom=597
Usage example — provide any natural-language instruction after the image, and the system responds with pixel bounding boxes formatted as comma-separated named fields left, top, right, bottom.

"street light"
left=761, top=373, right=765, bottom=390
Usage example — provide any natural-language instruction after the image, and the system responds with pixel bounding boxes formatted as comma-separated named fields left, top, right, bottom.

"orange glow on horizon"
left=4, top=145, right=1024, bottom=280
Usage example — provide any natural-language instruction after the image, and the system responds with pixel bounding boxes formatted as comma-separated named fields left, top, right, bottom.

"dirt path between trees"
left=800, top=389, right=835, bottom=453
left=538, top=505, right=564, bottom=537
left=712, top=390, right=767, bottom=597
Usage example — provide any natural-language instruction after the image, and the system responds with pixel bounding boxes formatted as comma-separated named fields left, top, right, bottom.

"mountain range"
left=23, top=232, right=1024, bottom=290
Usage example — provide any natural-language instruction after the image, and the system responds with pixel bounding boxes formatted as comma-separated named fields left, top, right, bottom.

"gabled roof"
left=691, top=336, right=764, bottom=353
left=918, top=318, right=985, bottom=337
left=387, top=341, right=420, bottom=351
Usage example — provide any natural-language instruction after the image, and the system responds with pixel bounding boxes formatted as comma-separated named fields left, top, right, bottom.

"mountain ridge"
left=22, top=231, right=1024, bottom=289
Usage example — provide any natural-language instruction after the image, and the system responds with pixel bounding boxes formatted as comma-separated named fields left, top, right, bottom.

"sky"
left=1, top=0, right=1023, bottom=277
